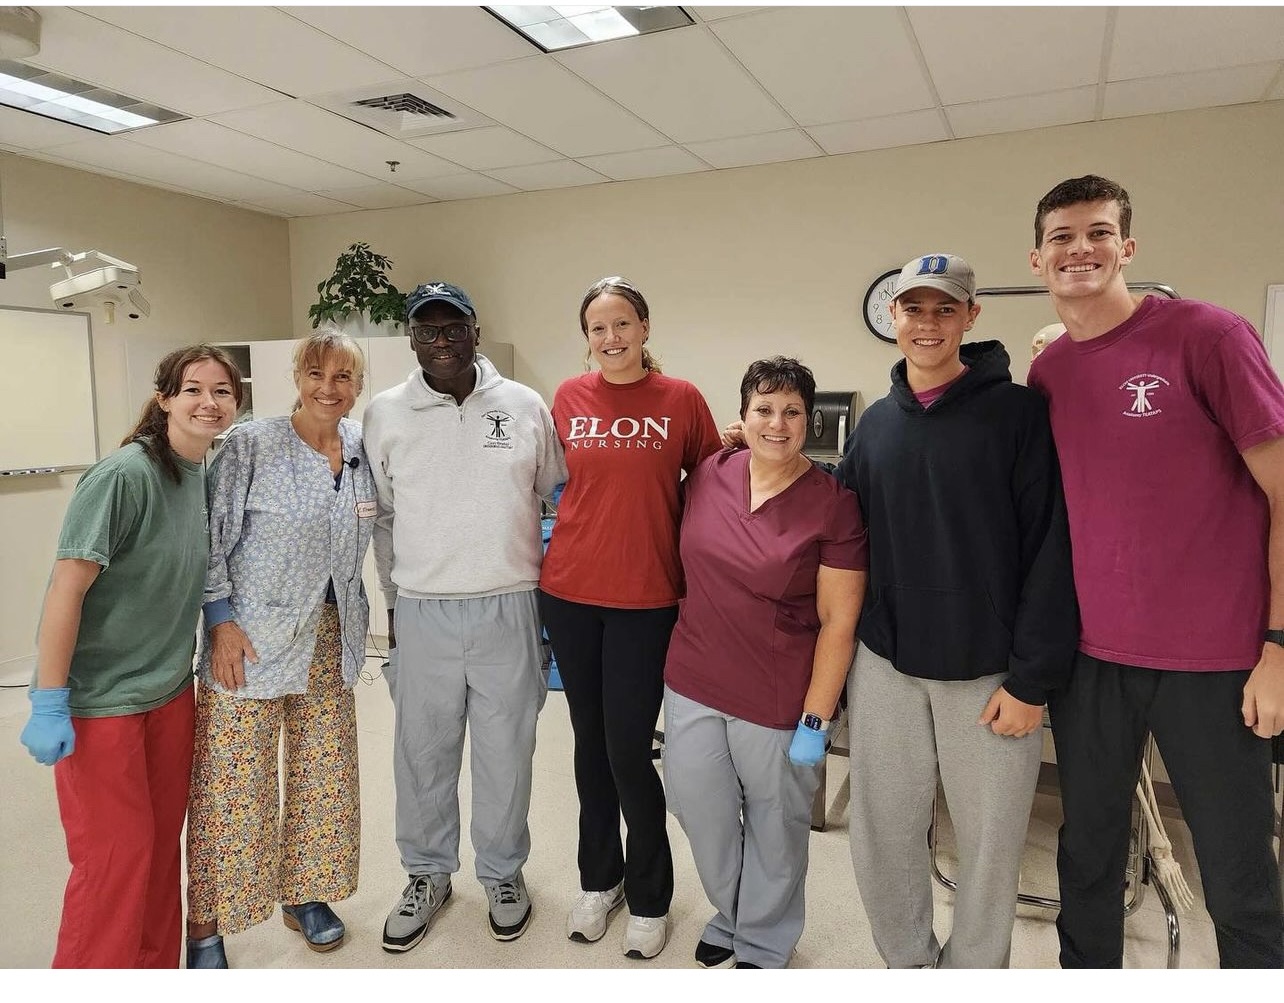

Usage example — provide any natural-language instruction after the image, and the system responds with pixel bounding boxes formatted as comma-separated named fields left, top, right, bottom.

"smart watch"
left=1265, top=630, right=1284, bottom=648
left=801, top=713, right=829, bottom=733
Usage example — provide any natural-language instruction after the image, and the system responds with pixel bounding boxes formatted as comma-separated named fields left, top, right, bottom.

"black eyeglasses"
left=408, top=322, right=474, bottom=345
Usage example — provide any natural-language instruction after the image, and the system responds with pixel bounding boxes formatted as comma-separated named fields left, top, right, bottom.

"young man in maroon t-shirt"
left=1027, top=175, right=1284, bottom=968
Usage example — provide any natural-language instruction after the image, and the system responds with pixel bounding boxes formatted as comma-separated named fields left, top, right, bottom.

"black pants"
left=1049, top=653, right=1283, bottom=968
left=538, top=591, right=676, bottom=917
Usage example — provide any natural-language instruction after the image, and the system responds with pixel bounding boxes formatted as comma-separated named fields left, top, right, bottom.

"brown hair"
left=1034, top=175, right=1132, bottom=246
left=291, top=326, right=366, bottom=412
left=121, top=344, right=243, bottom=483
left=739, top=356, right=816, bottom=419
left=578, top=276, right=661, bottom=374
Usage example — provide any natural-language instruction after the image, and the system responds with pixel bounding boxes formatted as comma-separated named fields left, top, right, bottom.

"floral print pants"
left=186, top=605, right=360, bottom=934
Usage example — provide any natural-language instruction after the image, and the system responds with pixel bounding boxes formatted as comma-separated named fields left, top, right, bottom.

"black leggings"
left=1049, top=653, right=1283, bottom=968
left=538, top=590, right=677, bottom=917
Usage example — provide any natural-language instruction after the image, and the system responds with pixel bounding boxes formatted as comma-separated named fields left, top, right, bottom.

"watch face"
left=803, top=713, right=825, bottom=731
left=862, top=268, right=901, bottom=345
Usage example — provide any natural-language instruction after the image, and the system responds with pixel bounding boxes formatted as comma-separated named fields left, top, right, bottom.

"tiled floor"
left=0, top=655, right=1228, bottom=971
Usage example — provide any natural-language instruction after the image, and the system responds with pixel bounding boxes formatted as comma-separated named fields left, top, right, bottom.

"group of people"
left=19, top=173, right=1284, bottom=970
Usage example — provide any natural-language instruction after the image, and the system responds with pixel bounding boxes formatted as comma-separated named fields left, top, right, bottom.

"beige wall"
left=0, top=153, right=291, bottom=678
left=289, top=101, right=1284, bottom=427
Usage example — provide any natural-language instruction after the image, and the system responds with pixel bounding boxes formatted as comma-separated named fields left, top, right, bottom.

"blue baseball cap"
left=405, top=281, right=476, bottom=321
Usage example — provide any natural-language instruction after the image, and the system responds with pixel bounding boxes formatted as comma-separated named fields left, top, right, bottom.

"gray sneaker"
left=382, top=873, right=452, bottom=953
left=486, top=873, right=532, bottom=941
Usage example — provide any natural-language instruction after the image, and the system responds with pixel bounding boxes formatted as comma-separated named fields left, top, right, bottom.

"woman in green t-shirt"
left=20, top=344, right=242, bottom=968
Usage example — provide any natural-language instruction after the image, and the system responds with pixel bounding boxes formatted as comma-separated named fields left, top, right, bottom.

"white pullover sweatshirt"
left=363, top=354, right=566, bottom=606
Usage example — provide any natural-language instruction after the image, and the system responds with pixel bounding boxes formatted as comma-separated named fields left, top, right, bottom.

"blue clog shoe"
left=186, top=934, right=229, bottom=969
left=282, top=901, right=346, bottom=952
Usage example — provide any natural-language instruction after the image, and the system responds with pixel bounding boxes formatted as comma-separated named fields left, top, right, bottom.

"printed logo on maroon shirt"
left=564, top=415, right=671, bottom=450
left=1119, top=373, right=1170, bottom=418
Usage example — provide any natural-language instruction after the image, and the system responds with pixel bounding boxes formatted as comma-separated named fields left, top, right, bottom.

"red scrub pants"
left=51, top=685, right=195, bottom=968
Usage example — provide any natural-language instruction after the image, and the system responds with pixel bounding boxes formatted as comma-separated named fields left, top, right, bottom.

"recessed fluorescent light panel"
left=0, top=60, right=184, bottom=134
left=486, top=6, right=693, bottom=52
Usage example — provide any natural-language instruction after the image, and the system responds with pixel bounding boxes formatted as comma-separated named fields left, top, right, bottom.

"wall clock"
left=862, top=268, right=901, bottom=344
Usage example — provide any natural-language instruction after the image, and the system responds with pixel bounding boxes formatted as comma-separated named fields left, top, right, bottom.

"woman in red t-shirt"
left=539, top=276, right=720, bottom=960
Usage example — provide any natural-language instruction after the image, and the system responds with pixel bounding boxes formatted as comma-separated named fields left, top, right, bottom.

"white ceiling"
left=3, top=5, right=1282, bottom=218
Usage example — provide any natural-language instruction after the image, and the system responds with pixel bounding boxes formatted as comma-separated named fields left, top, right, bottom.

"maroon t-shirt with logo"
left=1028, top=294, right=1284, bottom=670
left=664, top=449, right=868, bottom=729
left=541, top=370, right=721, bottom=608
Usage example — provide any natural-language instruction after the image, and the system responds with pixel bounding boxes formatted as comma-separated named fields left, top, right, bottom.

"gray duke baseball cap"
left=891, top=253, right=976, bottom=303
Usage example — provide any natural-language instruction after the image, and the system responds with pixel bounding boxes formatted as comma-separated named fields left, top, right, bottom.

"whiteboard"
left=0, top=306, right=98, bottom=473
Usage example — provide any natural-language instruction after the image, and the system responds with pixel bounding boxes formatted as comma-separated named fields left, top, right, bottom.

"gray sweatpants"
left=848, top=645, right=1041, bottom=969
left=663, top=686, right=821, bottom=969
left=386, top=590, right=548, bottom=885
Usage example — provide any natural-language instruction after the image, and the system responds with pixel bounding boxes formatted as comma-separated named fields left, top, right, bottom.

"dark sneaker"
left=486, top=873, right=533, bottom=941
left=382, top=873, right=452, bottom=953
left=695, top=938, right=736, bottom=969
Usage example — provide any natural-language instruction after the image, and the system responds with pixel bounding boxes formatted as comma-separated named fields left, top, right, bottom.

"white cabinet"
left=246, top=336, right=515, bottom=421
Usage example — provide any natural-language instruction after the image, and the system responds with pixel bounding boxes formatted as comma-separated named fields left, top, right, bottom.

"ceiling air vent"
left=314, top=82, right=491, bottom=140
left=353, top=93, right=455, bottom=120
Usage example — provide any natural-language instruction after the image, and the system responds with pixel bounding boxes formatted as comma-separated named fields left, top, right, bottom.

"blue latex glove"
left=20, top=687, right=76, bottom=766
left=788, top=720, right=826, bottom=766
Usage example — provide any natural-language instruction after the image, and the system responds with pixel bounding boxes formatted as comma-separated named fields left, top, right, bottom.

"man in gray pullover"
left=363, top=281, right=566, bottom=954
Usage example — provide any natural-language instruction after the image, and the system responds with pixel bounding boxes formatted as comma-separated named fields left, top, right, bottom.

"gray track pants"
left=386, top=590, right=547, bottom=884
left=848, top=645, right=1041, bottom=968
left=663, top=686, right=821, bottom=969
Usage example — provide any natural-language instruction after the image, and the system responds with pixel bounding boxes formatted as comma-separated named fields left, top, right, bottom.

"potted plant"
left=307, top=241, right=406, bottom=336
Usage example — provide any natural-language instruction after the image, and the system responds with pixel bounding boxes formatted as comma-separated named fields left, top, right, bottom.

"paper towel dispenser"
left=806, top=390, right=864, bottom=459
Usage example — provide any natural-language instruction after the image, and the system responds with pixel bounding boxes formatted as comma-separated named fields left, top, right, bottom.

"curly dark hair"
left=738, top=356, right=816, bottom=419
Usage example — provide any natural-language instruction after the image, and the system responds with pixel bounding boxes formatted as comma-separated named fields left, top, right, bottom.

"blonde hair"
left=578, top=276, right=662, bottom=374
left=291, top=327, right=366, bottom=411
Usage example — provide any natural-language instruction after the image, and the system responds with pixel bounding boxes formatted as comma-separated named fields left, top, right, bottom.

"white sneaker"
left=566, top=881, right=625, bottom=943
left=622, top=914, right=669, bottom=959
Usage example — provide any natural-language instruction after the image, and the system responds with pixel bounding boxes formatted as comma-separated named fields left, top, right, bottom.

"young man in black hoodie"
left=838, top=253, right=1078, bottom=968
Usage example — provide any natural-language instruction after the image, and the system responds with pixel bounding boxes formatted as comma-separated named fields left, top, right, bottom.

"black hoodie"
left=834, top=340, right=1078, bottom=704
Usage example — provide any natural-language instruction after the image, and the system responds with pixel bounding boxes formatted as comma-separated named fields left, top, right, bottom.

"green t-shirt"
left=52, top=442, right=208, bottom=717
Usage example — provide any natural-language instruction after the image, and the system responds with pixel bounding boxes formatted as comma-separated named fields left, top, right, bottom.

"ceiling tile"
left=807, top=110, right=949, bottom=156
left=907, top=7, right=1107, bottom=104
left=682, top=129, right=821, bottom=169
left=576, top=146, right=710, bottom=182
left=1104, top=63, right=1281, bottom=120
left=238, top=192, right=362, bottom=217
left=78, top=6, right=406, bottom=96
left=1110, top=7, right=1284, bottom=80
left=210, top=101, right=462, bottom=181
left=282, top=6, right=536, bottom=77
left=712, top=7, right=935, bottom=126
left=397, top=174, right=520, bottom=201
left=35, top=137, right=310, bottom=202
left=406, top=126, right=559, bottom=170
left=483, top=160, right=609, bottom=192
left=945, top=86, right=1097, bottom=139
left=312, top=184, right=436, bottom=210
left=126, top=120, right=374, bottom=191
left=690, top=7, right=771, bottom=20
left=556, top=26, right=792, bottom=143
left=0, top=105, right=100, bottom=151
left=425, top=55, right=669, bottom=157
left=29, top=7, right=281, bottom=117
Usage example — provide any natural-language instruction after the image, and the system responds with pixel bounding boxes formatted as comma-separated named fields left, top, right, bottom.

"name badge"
left=355, top=500, right=377, bottom=518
